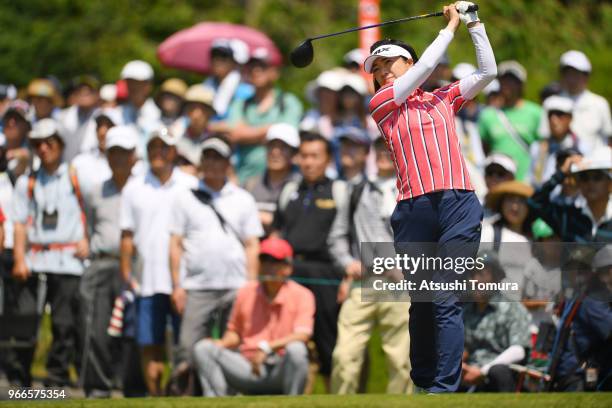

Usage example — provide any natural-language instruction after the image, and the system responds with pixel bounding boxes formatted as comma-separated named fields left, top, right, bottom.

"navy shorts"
left=136, top=294, right=180, bottom=346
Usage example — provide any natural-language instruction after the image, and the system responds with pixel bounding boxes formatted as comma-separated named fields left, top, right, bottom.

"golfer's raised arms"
left=457, top=24, right=497, bottom=100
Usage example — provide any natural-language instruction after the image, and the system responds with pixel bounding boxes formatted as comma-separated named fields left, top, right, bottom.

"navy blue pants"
left=390, top=190, right=483, bottom=393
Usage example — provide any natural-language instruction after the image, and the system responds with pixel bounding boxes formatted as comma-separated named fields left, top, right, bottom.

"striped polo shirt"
left=369, top=80, right=474, bottom=201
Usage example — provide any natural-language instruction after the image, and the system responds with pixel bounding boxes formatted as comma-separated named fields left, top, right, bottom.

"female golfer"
left=364, top=2, right=496, bottom=393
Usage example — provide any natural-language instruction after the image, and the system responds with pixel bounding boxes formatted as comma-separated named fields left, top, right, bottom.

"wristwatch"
left=257, top=340, right=273, bottom=355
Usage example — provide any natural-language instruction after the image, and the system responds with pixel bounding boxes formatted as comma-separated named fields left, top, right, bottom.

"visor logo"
left=373, top=47, right=390, bottom=55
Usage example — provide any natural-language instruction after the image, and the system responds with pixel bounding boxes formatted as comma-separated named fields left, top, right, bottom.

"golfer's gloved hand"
left=456, top=1, right=480, bottom=25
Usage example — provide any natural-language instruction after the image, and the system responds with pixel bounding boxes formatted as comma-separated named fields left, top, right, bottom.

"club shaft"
left=310, top=12, right=444, bottom=41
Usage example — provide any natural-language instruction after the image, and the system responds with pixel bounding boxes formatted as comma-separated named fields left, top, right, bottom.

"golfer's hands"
left=443, top=3, right=461, bottom=33
left=462, top=363, right=484, bottom=385
left=456, top=1, right=480, bottom=27
left=250, top=350, right=267, bottom=377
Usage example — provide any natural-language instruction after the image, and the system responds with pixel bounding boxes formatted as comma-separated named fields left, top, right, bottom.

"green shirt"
left=228, top=88, right=303, bottom=183
left=479, top=100, right=542, bottom=180
left=463, top=294, right=532, bottom=368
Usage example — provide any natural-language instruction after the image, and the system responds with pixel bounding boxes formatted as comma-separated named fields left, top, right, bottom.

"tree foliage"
left=0, top=0, right=610, bottom=103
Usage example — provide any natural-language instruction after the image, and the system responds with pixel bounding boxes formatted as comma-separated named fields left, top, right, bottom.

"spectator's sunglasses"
left=576, top=170, right=609, bottom=183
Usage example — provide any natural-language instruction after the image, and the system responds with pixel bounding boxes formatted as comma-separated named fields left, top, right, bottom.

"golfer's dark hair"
left=370, top=39, right=419, bottom=92
left=299, top=131, right=332, bottom=156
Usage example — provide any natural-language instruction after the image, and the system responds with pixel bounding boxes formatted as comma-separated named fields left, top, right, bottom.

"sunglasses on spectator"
left=576, top=171, right=609, bottom=183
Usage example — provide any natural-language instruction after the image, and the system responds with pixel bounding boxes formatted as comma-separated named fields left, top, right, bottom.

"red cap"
left=259, top=237, right=293, bottom=262
left=115, top=79, right=128, bottom=101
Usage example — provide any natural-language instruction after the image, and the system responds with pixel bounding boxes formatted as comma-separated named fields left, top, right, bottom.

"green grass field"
left=1, top=394, right=611, bottom=408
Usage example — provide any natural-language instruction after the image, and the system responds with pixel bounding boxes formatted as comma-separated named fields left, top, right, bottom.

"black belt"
left=92, top=252, right=120, bottom=260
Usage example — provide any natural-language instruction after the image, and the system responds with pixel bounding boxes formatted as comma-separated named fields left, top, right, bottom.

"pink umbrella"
left=157, top=22, right=283, bottom=74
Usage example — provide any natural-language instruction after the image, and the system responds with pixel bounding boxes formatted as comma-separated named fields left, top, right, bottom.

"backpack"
left=277, top=178, right=348, bottom=215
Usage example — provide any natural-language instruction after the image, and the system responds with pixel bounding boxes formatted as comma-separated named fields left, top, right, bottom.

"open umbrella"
left=157, top=22, right=282, bottom=74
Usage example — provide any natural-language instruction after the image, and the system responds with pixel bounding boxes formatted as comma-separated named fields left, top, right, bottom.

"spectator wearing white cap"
left=203, top=39, right=253, bottom=122
left=482, top=153, right=517, bottom=217
left=556, top=50, right=611, bottom=154
left=335, top=73, right=376, bottom=137
left=172, top=85, right=217, bottom=176
left=529, top=147, right=611, bottom=243
left=226, top=47, right=303, bottom=183
left=119, top=127, right=197, bottom=396
left=116, top=60, right=162, bottom=155
left=12, top=118, right=89, bottom=387
left=478, top=60, right=542, bottom=181
left=244, top=123, right=300, bottom=235
left=80, top=125, right=139, bottom=397
left=169, top=137, right=263, bottom=373
left=300, top=69, right=344, bottom=140
left=343, top=48, right=364, bottom=73
left=99, top=83, right=117, bottom=109
left=71, top=109, right=124, bottom=197
left=529, top=95, right=582, bottom=187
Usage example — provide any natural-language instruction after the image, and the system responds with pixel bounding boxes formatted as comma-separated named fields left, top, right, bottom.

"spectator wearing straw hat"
left=173, top=85, right=216, bottom=176
left=156, top=78, right=188, bottom=127
left=26, top=78, right=62, bottom=123
left=530, top=95, right=582, bottom=187
left=479, top=61, right=542, bottom=181
left=529, top=146, right=611, bottom=243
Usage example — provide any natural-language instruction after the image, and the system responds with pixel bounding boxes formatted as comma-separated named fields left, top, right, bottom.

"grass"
left=1, top=394, right=611, bottom=408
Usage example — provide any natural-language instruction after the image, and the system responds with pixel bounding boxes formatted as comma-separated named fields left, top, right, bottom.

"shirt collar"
left=145, top=167, right=180, bottom=187
left=575, top=194, right=612, bottom=226
left=41, top=162, right=68, bottom=178
left=256, top=281, right=289, bottom=305
left=199, top=179, right=233, bottom=196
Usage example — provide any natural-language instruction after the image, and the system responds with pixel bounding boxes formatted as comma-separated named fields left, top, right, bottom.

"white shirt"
left=0, top=172, right=14, bottom=249
left=120, top=168, right=197, bottom=296
left=575, top=194, right=612, bottom=238
left=72, top=149, right=111, bottom=198
left=114, top=99, right=162, bottom=158
left=57, top=105, right=99, bottom=162
left=169, top=181, right=263, bottom=291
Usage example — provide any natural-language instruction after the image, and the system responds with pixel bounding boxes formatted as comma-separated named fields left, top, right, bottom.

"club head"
left=290, top=39, right=314, bottom=68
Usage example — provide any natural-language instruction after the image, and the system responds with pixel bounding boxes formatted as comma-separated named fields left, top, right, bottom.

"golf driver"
left=290, top=4, right=478, bottom=68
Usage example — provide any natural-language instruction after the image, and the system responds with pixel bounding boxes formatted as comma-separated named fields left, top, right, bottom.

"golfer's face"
left=371, top=56, right=413, bottom=87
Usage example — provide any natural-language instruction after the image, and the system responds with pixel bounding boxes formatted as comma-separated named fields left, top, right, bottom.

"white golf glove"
left=456, top=1, right=480, bottom=25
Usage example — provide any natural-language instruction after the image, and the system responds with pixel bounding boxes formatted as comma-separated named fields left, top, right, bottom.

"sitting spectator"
left=202, top=39, right=252, bottom=121
left=479, top=61, right=542, bottom=181
left=529, top=147, right=611, bottom=242
left=193, top=237, right=315, bottom=396
left=462, top=251, right=531, bottom=392
left=243, top=123, right=300, bottom=236
left=530, top=95, right=581, bottom=186
left=156, top=78, right=187, bottom=126
left=482, top=153, right=516, bottom=212
left=481, top=180, right=535, bottom=290
left=227, top=47, right=303, bottom=183
left=169, top=137, right=263, bottom=376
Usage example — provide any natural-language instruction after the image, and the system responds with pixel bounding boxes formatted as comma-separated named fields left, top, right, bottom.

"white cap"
left=29, top=118, right=62, bottom=141
left=344, top=48, right=364, bottom=66
left=211, top=38, right=249, bottom=65
left=452, top=62, right=476, bottom=80
left=305, top=69, right=345, bottom=103
left=100, top=84, right=117, bottom=102
left=364, top=44, right=413, bottom=74
left=106, top=125, right=139, bottom=150
left=95, top=108, right=123, bottom=126
left=571, top=146, right=612, bottom=174
left=200, top=137, right=232, bottom=159
left=484, top=153, right=517, bottom=175
left=266, top=123, right=300, bottom=149
left=148, top=127, right=178, bottom=147
left=592, top=245, right=612, bottom=270
left=249, top=47, right=272, bottom=64
left=543, top=95, right=574, bottom=114
left=176, top=138, right=201, bottom=166
left=483, top=79, right=500, bottom=95
left=560, top=50, right=591, bottom=73
left=498, top=60, right=527, bottom=82
left=120, top=60, right=154, bottom=81
left=342, top=73, right=368, bottom=96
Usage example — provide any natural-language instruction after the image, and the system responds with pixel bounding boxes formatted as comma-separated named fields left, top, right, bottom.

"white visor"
left=364, top=44, right=413, bottom=74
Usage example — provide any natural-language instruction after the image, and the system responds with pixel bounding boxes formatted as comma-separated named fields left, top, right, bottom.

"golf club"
left=290, top=4, right=478, bottom=68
